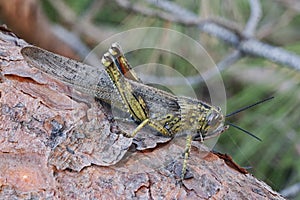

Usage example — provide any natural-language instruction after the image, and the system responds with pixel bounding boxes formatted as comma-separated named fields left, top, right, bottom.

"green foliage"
left=63, top=0, right=91, bottom=14
left=218, top=66, right=300, bottom=192
left=41, top=0, right=60, bottom=22
left=93, top=3, right=129, bottom=25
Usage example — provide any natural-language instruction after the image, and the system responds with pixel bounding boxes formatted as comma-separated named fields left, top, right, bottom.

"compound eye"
left=206, top=111, right=221, bottom=128
left=208, top=117, right=218, bottom=127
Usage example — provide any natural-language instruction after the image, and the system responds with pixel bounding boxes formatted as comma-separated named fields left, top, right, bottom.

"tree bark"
left=0, top=26, right=285, bottom=200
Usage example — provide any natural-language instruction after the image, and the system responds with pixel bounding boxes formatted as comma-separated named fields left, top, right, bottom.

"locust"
left=21, top=43, right=272, bottom=181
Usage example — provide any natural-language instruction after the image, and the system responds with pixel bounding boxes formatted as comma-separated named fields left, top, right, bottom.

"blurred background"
left=0, top=0, right=299, bottom=199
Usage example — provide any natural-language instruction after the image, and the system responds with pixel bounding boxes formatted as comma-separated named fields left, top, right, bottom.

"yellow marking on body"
left=130, top=118, right=150, bottom=137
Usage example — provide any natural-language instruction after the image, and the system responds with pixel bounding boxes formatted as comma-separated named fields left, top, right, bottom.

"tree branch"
left=116, top=0, right=300, bottom=71
left=243, top=0, right=262, bottom=37
left=280, top=182, right=300, bottom=199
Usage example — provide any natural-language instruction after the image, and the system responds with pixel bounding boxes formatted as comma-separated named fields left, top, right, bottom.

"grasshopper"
left=101, top=43, right=228, bottom=180
left=21, top=43, right=270, bottom=181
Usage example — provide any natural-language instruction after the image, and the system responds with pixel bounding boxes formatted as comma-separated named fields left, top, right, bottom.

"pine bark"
left=0, top=27, right=285, bottom=200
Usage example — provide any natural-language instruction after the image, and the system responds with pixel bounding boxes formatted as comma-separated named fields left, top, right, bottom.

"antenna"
left=226, top=122, right=262, bottom=141
left=226, top=96, right=274, bottom=118
left=226, top=96, right=274, bottom=141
